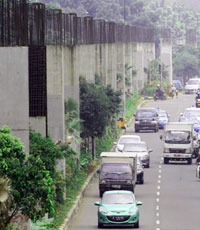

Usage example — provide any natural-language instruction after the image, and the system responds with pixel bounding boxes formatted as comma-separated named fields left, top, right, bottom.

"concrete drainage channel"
left=59, top=98, right=146, bottom=230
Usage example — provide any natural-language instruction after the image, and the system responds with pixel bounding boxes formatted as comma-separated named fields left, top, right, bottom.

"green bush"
left=141, top=80, right=170, bottom=96
left=125, top=90, right=140, bottom=121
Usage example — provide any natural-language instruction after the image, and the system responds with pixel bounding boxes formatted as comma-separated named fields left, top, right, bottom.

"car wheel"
left=98, top=222, right=104, bottom=228
left=146, top=163, right=150, bottom=168
left=99, top=190, right=103, bottom=198
left=140, top=178, right=144, bottom=184
left=134, top=220, right=139, bottom=228
left=187, top=158, right=192, bottom=165
left=164, top=158, right=169, bottom=164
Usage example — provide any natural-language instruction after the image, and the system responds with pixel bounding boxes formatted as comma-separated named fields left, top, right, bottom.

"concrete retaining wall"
left=0, top=47, right=29, bottom=152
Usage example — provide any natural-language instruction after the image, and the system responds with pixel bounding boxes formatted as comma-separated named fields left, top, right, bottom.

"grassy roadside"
left=31, top=90, right=141, bottom=230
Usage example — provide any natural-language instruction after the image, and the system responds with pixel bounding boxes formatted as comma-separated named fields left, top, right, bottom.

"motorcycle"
left=153, top=92, right=166, bottom=101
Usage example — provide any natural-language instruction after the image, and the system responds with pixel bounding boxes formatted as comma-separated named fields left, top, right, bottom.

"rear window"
left=136, top=110, right=156, bottom=117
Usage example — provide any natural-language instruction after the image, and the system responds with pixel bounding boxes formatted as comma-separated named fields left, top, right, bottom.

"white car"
left=113, top=135, right=141, bottom=152
left=122, top=141, right=152, bottom=168
left=185, top=78, right=200, bottom=94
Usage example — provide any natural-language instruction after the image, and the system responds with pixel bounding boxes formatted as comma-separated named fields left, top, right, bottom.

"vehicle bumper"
left=163, top=153, right=192, bottom=160
left=99, top=184, right=134, bottom=193
left=135, top=123, right=157, bottom=130
left=98, top=212, right=139, bottom=226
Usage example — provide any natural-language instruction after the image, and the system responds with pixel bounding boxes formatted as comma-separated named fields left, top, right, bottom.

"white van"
left=185, top=78, right=200, bottom=94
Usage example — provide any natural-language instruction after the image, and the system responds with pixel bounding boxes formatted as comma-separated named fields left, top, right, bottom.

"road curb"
left=59, top=97, right=146, bottom=230
left=59, top=166, right=99, bottom=230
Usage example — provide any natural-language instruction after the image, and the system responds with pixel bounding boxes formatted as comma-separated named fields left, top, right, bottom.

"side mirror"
left=133, top=114, right=136, bottom=117
left=136, top=201, right=143, bottom=206
left=180, top=113, right=183, bottom=116
left=149, top=149, right=153, bottom=152
left=94, top=201, right=100, bottom=206
left=113, top=142, right=117, bottom=145
left=193, top=136, right=197, bottom=141
left=160, top=135, right=163, bottom=140
left=168, top=115, right=171, bottom=118
left=97, top=169, right=100, bottom=174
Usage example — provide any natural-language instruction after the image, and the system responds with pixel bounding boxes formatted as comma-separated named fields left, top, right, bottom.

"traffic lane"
left=140, top=95, right=200, bottom=230
left=159, top=162, right=200, bottom=230
left=69, top=94, right=194, bottom=230
left=70, top=131, right=162, bottom=230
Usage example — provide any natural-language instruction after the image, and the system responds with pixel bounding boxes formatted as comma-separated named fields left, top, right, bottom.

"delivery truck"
left=160, top=122, right=195, bottom=164
left=99, top=152, right=137, bottom=197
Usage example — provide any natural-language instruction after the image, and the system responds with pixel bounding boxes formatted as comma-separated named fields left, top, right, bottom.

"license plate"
left=112, top=185, right=121, bottom=189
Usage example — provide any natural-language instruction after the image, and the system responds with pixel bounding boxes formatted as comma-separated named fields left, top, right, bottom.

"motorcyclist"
left=155, top=85, right=164, bottom=98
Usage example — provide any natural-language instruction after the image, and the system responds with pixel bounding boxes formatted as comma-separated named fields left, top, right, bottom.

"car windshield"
left=123, top=143, right=147, bottom=152
left=187, top=79, right=200, bottom=85
left=100, top=163, right=132, bottom=180
left=136, top=110, right=156, bottom=117
left=119, top=136, right=140, bottom=144
left=183, top=110, right=200, bottom=118
left=103, top=193, right=135, bottom=204
left=165, top=131, right=191, bottom=144
left=158, top=112, right=167, bottom=118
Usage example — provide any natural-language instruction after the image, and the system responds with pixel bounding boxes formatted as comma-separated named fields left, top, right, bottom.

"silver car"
left=113, top=135, right=141, bottom=152
left=122, top=142, right=152, bottom=168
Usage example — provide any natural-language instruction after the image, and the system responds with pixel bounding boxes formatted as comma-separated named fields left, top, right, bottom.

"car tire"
left=140, top=178, right=144, bottom=184
left=134, top=220, right=139, bottom=228
left=98, top=222, right=104, bottom=228
left=187, top=158, right=192, bottom=165
left=146, top=163, right=150, bottom=168
left=164, top=158, right=169, bottom=164
left=99, top=190, right=103, bottom=198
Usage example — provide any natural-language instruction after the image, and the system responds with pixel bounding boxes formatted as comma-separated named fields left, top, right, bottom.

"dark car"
left=134, top=108, right=159, bottom=132
left=136, top=157, right=144, bottom=184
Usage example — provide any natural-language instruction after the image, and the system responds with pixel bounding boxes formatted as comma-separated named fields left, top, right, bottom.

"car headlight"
left=129, top=208, right=137, bottom=214
left=99, top=207, right=108, bottom=214
left=135, top=120, right=140, bottom=124
left=127, top=180, right=133, bottom=184
left=164, top=148, right=170, bottom=153
left=100, top=180, right=106, bottom=184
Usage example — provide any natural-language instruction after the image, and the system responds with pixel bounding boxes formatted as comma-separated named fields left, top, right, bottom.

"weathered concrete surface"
left=160, top=38, right=173, bottom=84
left=46, top=46, right=65, bottom=143
left=29, top=117, right=46, bottom=137
left=0, top=47, right=29, bottom=152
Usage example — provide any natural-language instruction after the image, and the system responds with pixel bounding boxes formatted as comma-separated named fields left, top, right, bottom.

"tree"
left=80, top=77, right=121, bottom=158
left=0, top=126, right=55, bottom=228
left=173, top=46, right=199, bottom=84
left=65, top=98, right=82, bottom=144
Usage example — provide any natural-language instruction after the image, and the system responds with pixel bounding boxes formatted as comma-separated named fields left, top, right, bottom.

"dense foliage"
left=173, top=45, right=200, bottom=83
left=80, top=76, right=121, bottom=139
left=0, top=127, right=55, bottom=228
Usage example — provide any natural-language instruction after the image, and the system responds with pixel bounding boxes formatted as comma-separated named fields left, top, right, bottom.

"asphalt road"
left=69, top=94, right=200, bottom=230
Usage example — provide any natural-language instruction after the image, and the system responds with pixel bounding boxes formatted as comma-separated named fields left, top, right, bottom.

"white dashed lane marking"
left=155, top=157, right=163, bottom=230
